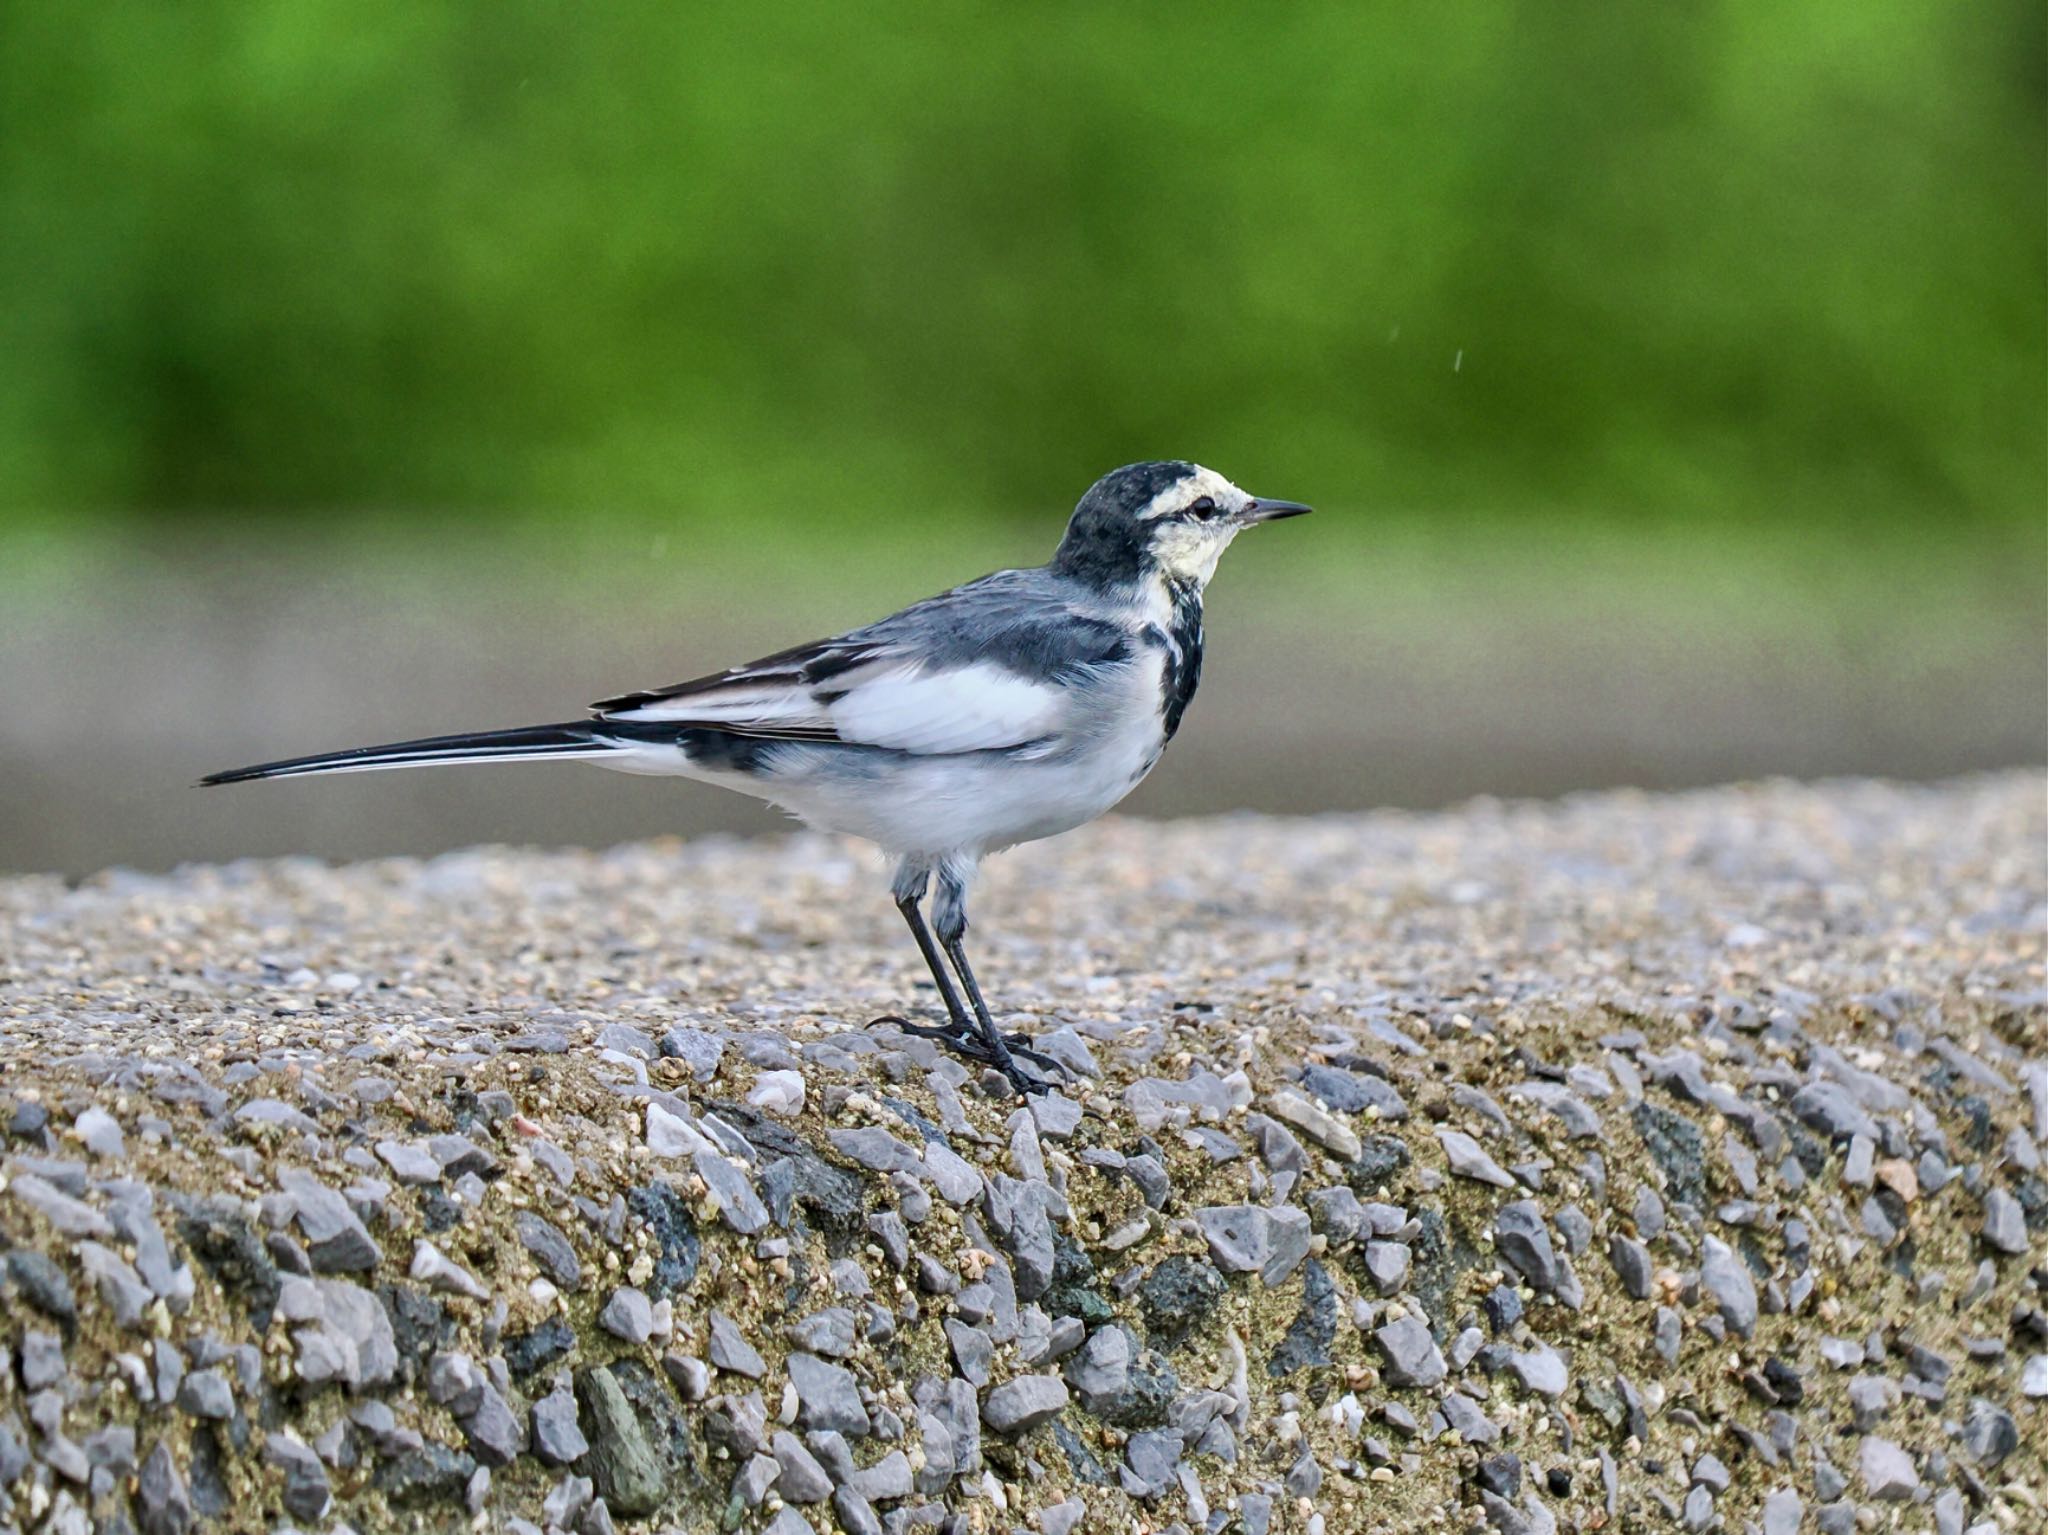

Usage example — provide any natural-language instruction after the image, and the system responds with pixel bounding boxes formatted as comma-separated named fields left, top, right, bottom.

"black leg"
left=928, top=865, right=1065, bottom=1094
left=893, top=890, right=974, bottom=1034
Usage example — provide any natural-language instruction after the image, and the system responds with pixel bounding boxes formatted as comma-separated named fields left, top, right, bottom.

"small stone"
left=1265, top=1090, right=1364, bottom=1160
left=695, top=1147, right=772, bottom=1235
left=75, top=1106, right=125, bottom=1159
left=1508, top=1343, right=1569, bottom=1398
left=1308, top=1186, right=1367, bottom=1243
left=138, top=1439, right=192, bottom=1535
left=708, top=1312, right=766, bottom=1378
left=462, top=1385, right=524, bottom=1466
left=787, top=1352, right=869, bottom=1436
left=1959, top=1396, right=2018, bottom=1466
left=1439, top=1129, right=1515, bottom=1187
left=1700, top=1236, right=1758, bottom=1337
left=575, top=1367, right=667, bottom=1517
left=532, top=1381, right=590, bottom=1465
left=1859, top=1436, right=1918, bottom=1500
left=1682, top=1484, right=1715, bottom=1531
left=664, top=1352, right=711, bottom=1401
left=770, top=1430, right=832, bottom=1503
left=1790, top=1082, right=1878, bottom=1142
left=1120, top=1428, right=1184, bottom=1498
left=1982, top=1188, right=2027, bottom=1254
left=1441, top=1391, right=1500, bottom=1444
left=409, top=1239, right=488, bottom=1300
left=1762, top=1489, right=1802, bottom=1535
left=1302, top=1063, right=1410, bottom=1119
left=849, top=1447, right=911, bottom=1502
left=1375, top=1313, right=1447, bottom=1388
left=1820, top=1336, right=1864, bottom=1369
left=1476, top=1452, right=1522, bottom=1497
left=833, top=1486, right=883, bottom=1535
left=732, top=1452, right=779, bottom=1508
left=1363, top=1241, right=1411, bottom=1294
left=983, top=1374, right=1070, bottom=1435
left=376, top=1139, right=442, bottom=1184
left=599, top=1287, right=654, bottom=1345
left=515, top=1213, right=583, bottom=1291
left=644, top=1101, right=698, bottom=1157
left=830, top=1127, right=920, bottom=1173
left=21, top=1328, right=66, bottom=1389
left=177, top=1367, right=234, bottom=1420
left=1847, top=1374, right=1897, bottom=1430
left=429, top=1351, right=486, bottom=1414
left=10, top=1172, right=114, bottom=1237
left=1483, top=1284, right=1523, bottom=1334
left=278, top=1168, right=382, bottom=1273
left=1814, top=1458, right=1847, bottom=1501
left=945, top=1318, right=994, bottom=1386
left=1194, top=1204, right=1311, bottom=1285
left=1138, top=1255, right=1229, bottom=1345
left=1607, top=1235, right=1652, bottom=1300
left=660, top=1027, right=725, bottom=1079
left=279, top=1275, right=400, bottom=1389
left=789, top=1306, right=859, bottom=1357
left=8, top=1249, right=78, bottom=1324
left=1494, top=1201, right=1560, bottom=1293
left=748, top=1070, right=806, bottom=1117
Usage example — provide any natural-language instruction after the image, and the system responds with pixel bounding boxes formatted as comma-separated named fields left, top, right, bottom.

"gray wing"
left=594, top=570, right=1135, bottom=755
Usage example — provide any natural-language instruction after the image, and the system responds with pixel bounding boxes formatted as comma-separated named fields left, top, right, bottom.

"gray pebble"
left=709, top=1311, right=766, bottom=1378
left=982, top=1374, right=1069, bottom=1435
left=1375, top=1313, right=1447, bottom=1388
left=531, top=1380, right=590, bottom=1465
left=1982, top=1187, right=2027, bottom=1254
left=1363, top=1240, right=1411, bottom=1294
left=1699, top=1236, right=1757, bottom=1337
left=1859, top=1436, right=1918, bottom=1499
left=598, top=1286, right=654, bottom=1345
left=515, top=1212, right=583, bottom=1291
left=771, top=1430, right=832, bottom=1502
left=787, top=1352, right=870, bottom=1436
left=1495, top=1200, right=1561, bottom=1293
left=1438, top=1129, right=1515, bottom=1187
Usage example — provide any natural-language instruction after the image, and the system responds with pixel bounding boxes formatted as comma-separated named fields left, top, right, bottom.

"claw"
left=867, top=1013, right=967, bottom=1043
left=868, top=1013, right=1070, bottom=1095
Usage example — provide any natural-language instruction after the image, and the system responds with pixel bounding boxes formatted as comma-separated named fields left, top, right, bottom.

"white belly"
left=602, top=649, right=1173, bottom=858
left=759, top=721, right=1164, bottom=857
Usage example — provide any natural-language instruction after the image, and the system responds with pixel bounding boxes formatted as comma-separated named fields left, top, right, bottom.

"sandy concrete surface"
left=0, top=773, right=2041, bottom=1533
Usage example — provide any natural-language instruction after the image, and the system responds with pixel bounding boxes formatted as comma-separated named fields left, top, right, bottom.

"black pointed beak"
left=1240, top=498, right=1313, bottom=524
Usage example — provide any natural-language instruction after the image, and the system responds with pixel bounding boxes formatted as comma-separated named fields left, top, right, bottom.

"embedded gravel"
left=0, top=772, right=2043, bottom=1535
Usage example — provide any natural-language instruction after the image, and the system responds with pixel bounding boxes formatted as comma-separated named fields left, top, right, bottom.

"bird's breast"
left=1137, top=579, right=1205, bottom=743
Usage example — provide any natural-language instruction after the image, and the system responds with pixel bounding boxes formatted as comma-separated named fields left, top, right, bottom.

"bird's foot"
left=866, top=1014, right=1066, bottom=1094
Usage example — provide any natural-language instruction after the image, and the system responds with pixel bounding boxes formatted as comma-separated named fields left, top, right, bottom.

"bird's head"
left=1053, top=461, right=1311, bottom=590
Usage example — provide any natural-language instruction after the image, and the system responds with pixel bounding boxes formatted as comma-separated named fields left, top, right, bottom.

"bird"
left=203, top=461, right=1311, bottom=1093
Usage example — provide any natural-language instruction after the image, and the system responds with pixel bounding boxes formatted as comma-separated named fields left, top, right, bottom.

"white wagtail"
left=205, top=462, right=1311, bottom=1092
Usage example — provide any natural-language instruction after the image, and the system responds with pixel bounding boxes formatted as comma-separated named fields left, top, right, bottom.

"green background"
left=0, top=2, right=2041, bottom=872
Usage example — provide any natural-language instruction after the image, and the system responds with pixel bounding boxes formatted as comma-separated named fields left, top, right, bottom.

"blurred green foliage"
left=2, top=1, right=2042, bottom=533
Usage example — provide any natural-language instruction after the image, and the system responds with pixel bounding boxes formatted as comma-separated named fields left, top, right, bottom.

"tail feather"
left=200, top=722, right=622, bottom=786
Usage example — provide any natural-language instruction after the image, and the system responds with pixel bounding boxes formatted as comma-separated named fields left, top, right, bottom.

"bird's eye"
left=1186, top=496, right=1218, bottom=521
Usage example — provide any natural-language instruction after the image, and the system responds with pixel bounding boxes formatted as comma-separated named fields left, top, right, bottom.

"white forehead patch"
left=1139, top=465, right=1243, bottom=521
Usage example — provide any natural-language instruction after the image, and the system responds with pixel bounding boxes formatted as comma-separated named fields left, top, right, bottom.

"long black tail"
left=200, top=721, right=632, bottom=786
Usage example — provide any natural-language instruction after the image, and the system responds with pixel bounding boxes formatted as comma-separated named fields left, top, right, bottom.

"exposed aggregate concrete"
left=0, top=773, right=2043, bottom=1534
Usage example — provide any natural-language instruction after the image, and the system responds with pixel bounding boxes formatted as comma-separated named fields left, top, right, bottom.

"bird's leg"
left=870, top=863, right=977, bottom=1041
left=931, top=866, right=1065, bottom=1093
